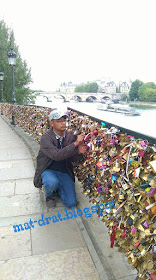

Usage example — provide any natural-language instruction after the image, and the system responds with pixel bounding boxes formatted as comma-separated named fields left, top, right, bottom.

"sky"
left=0, top=0, right=156, bottom=91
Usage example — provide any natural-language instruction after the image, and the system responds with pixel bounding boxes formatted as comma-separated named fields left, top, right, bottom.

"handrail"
left=67, top=106, right=156, bottom=144
left=1, top=102, right=156, bottom=144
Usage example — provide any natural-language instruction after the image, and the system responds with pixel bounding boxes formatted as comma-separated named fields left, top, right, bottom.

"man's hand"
left=78, top=144, right=87, bottom=154
left=74, top=133, right=85, bottom=147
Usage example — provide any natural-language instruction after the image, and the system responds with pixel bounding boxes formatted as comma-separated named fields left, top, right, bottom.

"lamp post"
left=8, top=48, right=16, bottom=125
left=0, top=72, right=4, bottom=115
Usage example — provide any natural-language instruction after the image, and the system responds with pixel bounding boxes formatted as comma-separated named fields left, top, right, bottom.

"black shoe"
left=53, top=190, right=59, bottom=198
left=46, top=196, right=56, bottom=208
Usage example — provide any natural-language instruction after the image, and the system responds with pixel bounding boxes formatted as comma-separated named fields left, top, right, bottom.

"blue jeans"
left=41, top=169, right=77, bottom=208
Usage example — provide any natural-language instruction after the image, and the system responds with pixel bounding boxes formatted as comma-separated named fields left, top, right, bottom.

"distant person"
left=34, top=109, right=86, bottom=208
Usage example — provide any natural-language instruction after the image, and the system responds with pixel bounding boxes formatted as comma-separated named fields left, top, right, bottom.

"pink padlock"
left=138, top=150, right=145, bottom=157
left=96, top=162, right=102, bottom=168
left=149, top=274, right=155, bottom=280
left=131, top=227, right=136, bottom=234
left=143, top=220, right=149, bottom=228
left=109, top=139, right=115, bottom=145
left=140, top=141, right=146, bottom=147
left=94, top=130, right=98, bottom=136
left=147, top=187, right=156, bottom=197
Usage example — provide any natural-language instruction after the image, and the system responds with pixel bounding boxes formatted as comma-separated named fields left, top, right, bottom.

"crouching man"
left=33, top=109, right=86, bottom=209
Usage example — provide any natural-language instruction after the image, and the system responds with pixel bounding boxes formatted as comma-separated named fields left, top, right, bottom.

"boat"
left=97, top=103, right=141, bottom=116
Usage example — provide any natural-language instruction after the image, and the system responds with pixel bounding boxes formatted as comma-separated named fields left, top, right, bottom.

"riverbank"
left=122, top=101, right=156, bottom=108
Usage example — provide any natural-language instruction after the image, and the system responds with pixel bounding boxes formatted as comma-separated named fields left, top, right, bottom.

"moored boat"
left=97, top=103, right=141, bottom=116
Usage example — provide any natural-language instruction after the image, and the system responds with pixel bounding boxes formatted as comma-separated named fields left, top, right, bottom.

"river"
left=35, top=96, right=156, bottom=139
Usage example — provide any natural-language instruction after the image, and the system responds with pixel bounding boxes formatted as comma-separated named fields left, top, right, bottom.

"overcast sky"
left=0, top=0, right=156, bottom=91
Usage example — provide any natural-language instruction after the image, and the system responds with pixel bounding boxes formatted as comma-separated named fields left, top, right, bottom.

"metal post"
left=1, top=80, right=4, bottom=115
left=11, top=67, right=16, bottom=125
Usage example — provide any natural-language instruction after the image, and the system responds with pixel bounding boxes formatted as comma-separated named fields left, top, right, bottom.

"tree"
left=0, top=20, right=35, bottom=105
left=129, top=79, right=143, bottom=100
left=75, top=82, right=98, bottom=93
left=75, top=85, right=85, bottom=92
left=144, top=88, right=156, bottom=102
left=120, top=94, right=128, bottom=101
left=138, top=82, right=156, bottom=101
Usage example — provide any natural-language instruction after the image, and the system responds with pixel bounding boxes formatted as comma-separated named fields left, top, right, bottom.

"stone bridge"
left=39, top=91, right=123, bottom=102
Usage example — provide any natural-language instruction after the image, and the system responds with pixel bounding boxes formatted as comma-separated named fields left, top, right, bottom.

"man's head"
left=49, top=109, right=68, bottom=135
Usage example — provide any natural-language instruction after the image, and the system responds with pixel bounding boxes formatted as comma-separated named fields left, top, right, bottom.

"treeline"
left=75, top=82, right=98, bottom=93
left=129, top=80, right=156, bottom=102
left=0, top=20, right=35, bottom=104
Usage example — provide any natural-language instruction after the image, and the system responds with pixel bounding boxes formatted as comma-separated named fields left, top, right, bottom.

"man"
left=34, top=109, right=86, bottom=208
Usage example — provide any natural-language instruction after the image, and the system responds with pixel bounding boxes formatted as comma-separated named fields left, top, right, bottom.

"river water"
left=35, top=96, right=156, bottom=139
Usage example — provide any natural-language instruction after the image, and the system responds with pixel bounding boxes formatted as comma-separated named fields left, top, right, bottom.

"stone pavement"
left=0, top=115, right=137, bottom=280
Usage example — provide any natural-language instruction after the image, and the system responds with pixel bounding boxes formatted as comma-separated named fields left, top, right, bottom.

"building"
left=57, top=82, right=76, bottom=93
left=97, top=81, right=106, bottom=93
left=119, top=81, right=131, bottom=94
left=104, top=81, right=116, bottom=94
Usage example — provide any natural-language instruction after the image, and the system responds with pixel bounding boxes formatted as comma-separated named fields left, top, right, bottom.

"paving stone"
left=31, top=210, right=86, bottom=255
left=0, top=212, right=44, bottom=228
left=0, top=248, right=99, bottom=280
left=0, top=181, right=15, bottom=196
left=11, top=148, right=32, bottom=160
left=119, top=276, right=137, bottom=280
left=0, top=161, right=13, bottom=169
left=0, top=150, right=31, bottom=162
left=0, top=226, right=31, bottom=261
left=0, top=140, right=25, bottom=149
left=0, top=198, right=66, bottom=227
left=0, top=165, right=34, bottom=180
left=0, top=193, right=44, bottom=217
left=0, top=209, right=46, bottom=227
left=0, top=150, right=9, bottom=161
left=15, top=179, right=39, bottom=195
left=12, top=159, right=34, bottom=169
left=0, top=136, right=19, bottom=141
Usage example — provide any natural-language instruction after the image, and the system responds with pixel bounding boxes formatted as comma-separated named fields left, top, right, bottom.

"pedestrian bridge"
left=38, top=91, right=122, bottom=102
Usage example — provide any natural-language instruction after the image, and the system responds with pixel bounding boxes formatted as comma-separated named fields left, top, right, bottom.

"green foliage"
left=75, top=85, right=85, bottom=92
left=144, top=88, right=156, bottom=101
left=120, top=94, right=128, bottom=101
left=0, top=20, right=34, bottom=105
left=129, top=80, right=143, bottom=101
left=75, top=82, right=98, bottom=93
left=138, top=82, right=156, bottom=101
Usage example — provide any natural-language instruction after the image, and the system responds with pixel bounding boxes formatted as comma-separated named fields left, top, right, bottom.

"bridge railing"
left=1, top=103, right=156, bottom=144
left=67, top=106, right=156, bottom=144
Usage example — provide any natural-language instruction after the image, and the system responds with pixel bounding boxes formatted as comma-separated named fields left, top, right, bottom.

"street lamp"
left=8, top=48, right=16, bottom=125
left=0, top=72, right=4, bottom=115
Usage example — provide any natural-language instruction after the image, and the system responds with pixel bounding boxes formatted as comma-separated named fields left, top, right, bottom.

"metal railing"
left=67, top=106, right=156, bottom=144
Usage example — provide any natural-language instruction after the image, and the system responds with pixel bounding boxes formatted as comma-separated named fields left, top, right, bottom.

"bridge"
left=38, top=91, right=125, bottom=102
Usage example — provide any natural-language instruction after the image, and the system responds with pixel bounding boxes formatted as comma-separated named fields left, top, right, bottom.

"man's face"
left=50, top=117, right=67, bottom=131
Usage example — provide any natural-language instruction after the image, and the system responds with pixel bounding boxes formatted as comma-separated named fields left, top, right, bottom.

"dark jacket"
left=33, top=128, right=82, bottom=188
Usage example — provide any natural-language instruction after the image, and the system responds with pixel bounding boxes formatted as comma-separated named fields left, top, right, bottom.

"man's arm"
left=40, top=132, right=85, bottom=161
left=40, top=134, right=78, bottom=161
left=69, top=144, right=87, bottom=162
